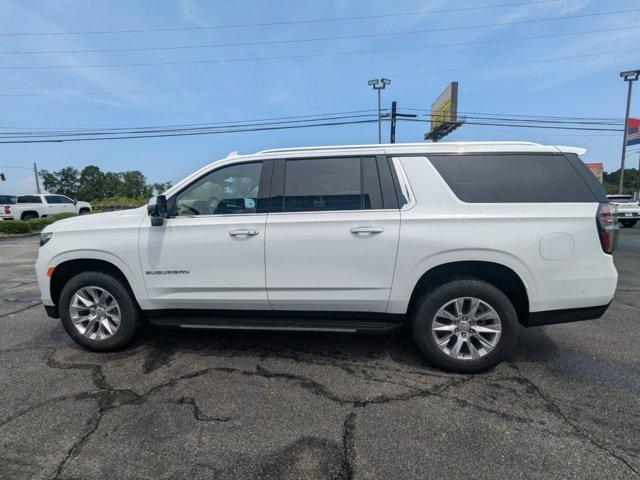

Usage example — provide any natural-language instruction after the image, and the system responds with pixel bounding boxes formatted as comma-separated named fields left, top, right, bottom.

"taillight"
left=3, top=206, right=10, bottom=215
left=596, top=203, right=617, bottom=254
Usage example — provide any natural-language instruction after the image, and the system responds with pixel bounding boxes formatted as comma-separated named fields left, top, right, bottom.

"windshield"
left=0, top=195, right=16, bottom=204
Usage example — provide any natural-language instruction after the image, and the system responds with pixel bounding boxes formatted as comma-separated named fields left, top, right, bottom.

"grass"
left=0, top=213, right=77, bottom=235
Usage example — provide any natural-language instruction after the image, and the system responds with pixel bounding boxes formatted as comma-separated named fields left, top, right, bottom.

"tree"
left=78, top=165, right=106, bottom=201
left=39, top=167, right=79, bottom=198
left=603, top=168, right=640, bottom=194
left=39, top=165, right=168, bottom=201
left=119, top=170, right=151, bottom=199
left=151, top=181, right=172, bottom=195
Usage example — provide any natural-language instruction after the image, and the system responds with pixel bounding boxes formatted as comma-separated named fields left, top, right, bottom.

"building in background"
left=585, top=162, right=603, bottom=183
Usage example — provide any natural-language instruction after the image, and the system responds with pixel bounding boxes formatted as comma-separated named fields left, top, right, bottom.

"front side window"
left=174, top=162, right=262, bottom=216
left=58, top=196, right=75, bottom=204
left=283, top=157, right=382, bottom=212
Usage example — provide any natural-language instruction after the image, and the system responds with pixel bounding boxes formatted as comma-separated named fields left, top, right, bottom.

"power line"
left=0, top=0, right=569, bottom=37
left=413, top=113, right=622, bottom=126
left=0, top=109, right=380, bottom=132
left=0, top=113, right=381, bottom=138
left=0, top=118, right=380, bottom=144
left=402, top=118, right=624, bottom=132
left=2, top=8, right=638, bottom=70
left=0, top=113, right=627, bottom=144
left=1, top=25, right=632, bottom=57
left=0, top=108, right=624, bottom=138
left=403, top=107, right=624, bottom=122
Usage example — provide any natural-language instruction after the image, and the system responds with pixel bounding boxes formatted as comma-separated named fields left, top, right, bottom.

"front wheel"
left=59, top=271, right=140, bottom=352
left=412, top=278, right=519, bottom=373
left=620, top=219, right=637, bottom=228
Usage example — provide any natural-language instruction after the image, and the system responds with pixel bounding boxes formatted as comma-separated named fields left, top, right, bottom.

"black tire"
left=620, top=220, right=637, bottom=228
left=59, top=271, right=140, bottom=352
left=21, top=212, right=38, bottom=221
left=79, top=208, right=90, bottom=215
left=412, top=278, right=519, bottom=373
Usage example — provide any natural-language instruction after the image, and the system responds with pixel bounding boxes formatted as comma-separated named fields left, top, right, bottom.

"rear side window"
left=428, top=153, right=597, bottom=203
left=17, top=195, right=42, bottom=203
left=45, top=195, right=60, bottom=204
left=282, top=157, right=383, bottom=212
left=0, top=195, right=16, bottom=204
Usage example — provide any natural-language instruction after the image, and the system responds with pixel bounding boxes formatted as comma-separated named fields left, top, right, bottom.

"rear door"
left=265, top=156, right=400, bottom=312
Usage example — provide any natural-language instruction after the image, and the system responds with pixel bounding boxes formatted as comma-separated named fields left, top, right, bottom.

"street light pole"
left=619, top=70, right=640, bottom=194
left=368, top=78, right=391, bottom=144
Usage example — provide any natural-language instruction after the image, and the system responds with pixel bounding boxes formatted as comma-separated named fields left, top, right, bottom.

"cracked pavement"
left=1, top=229, right=639, bottom=480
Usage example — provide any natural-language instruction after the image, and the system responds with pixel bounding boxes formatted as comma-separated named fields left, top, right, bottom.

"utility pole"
left=390, top=101, right=397, bottom=144
left=33, top=162, right=41, bottom=193
left=389, top=101, right=417, bottom=143
left=368, top=78, right=391, bottom=143
left=619, top=70, right=640, bottom=194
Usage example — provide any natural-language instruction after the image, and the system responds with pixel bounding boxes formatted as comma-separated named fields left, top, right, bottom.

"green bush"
left=0, top=221, right=32, bottom=234
left=0, top=212, right=77, bottom=235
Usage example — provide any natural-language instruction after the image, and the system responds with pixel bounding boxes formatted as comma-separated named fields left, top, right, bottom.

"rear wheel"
left=21, top=212, right=38, bottom=221
left=620, top=219, right=637, bottom=228
left=59, top=271, right=140, bottom=351
left=412, top=278, right=519, bottom=373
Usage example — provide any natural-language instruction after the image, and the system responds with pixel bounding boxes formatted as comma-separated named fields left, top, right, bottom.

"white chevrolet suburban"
left=2, top=194, right=91, bottom=221
left=35, top=142, right=618, bottom=372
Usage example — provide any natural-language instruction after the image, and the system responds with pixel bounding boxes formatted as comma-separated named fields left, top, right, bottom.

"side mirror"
left=148, top=195, right=168, bottom=226
left=73, top=199, right=78, bottom=205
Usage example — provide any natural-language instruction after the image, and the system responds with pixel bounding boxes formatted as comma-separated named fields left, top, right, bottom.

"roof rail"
left=258, top=141, right=543, bottom=154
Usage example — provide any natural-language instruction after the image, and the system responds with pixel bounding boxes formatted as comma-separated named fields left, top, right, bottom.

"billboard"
left=425, top=82, right=463, bottom=141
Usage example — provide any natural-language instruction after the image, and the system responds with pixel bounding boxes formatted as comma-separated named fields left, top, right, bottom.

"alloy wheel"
left=431, top=297, right=502, bottom=361
left=69, top=286, right=121, bottom=341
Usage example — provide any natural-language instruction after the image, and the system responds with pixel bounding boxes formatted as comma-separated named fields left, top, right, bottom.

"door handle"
left=229, top=228, right=259, bottom=237
left=350, top=226, right=384, bottom=234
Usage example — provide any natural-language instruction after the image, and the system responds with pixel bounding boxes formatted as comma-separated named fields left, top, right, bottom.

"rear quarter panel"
left=387, top=155, right=617, bottom=314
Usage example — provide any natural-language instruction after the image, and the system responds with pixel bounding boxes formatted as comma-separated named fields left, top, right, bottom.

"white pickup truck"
left=607, top=194, right=640, bottom=228
left=1, top=194, right=91, bottom=221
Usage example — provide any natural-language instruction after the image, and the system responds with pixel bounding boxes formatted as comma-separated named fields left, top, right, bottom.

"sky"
left=0, top=0, right=639, bottom=195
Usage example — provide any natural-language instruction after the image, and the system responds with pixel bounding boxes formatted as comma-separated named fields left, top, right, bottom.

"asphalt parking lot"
left=1, top=228, right=639, bottom=480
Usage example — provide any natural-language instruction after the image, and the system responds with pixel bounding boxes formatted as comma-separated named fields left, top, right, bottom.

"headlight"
left=39, top=232, right=52, bottom=247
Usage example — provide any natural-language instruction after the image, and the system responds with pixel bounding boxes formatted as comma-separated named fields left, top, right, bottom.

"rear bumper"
left=523, top=302, right=611, bottom=327
left=616, top=213, right=640, bottom=220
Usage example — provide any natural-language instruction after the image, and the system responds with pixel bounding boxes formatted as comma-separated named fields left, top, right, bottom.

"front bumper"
left=522, top=302, right=611, bottom=327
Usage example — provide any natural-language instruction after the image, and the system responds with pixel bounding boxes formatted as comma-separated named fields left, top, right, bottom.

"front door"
left=265, top=156, right=400, bottom=312
left=139, top=160, right=272, bottom=310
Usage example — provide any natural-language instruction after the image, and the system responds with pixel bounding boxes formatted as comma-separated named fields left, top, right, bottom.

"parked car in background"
left=35, top=142, right=617, bottom=373
left=0, top=195, right=17, bottom=220
left=607, top=194, right=640, bottom=228
left=2, top=194, right=91, bottom=221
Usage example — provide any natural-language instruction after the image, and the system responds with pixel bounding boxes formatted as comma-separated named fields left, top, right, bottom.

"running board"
left=146, top=312, right=405, bottom=334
